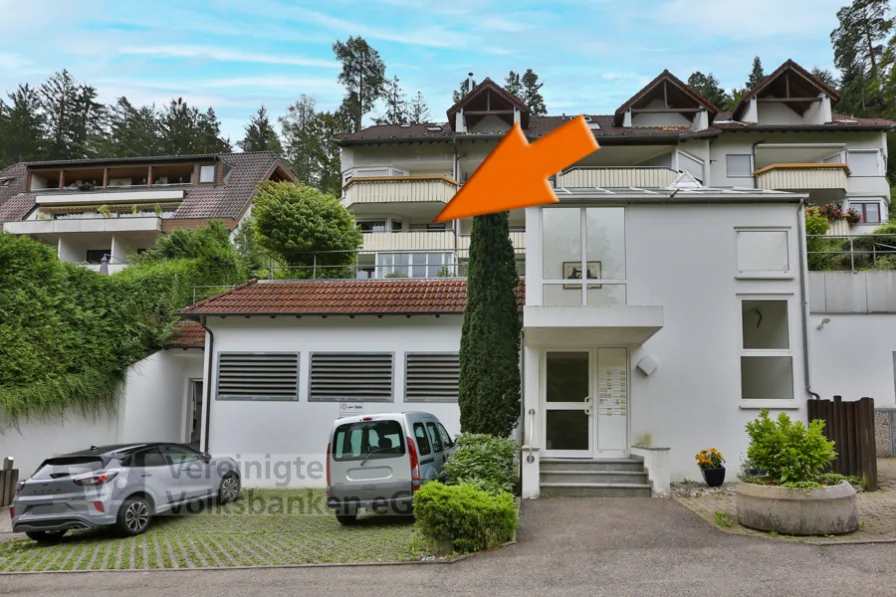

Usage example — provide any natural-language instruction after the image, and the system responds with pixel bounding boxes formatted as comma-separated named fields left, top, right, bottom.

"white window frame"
left=199, top=165, right=216, bottom=184
left=734, top=227, right=793, bottom=280
left=846, top=149, right=883, bottom=177
left=849, top=200, right=883, bottom=225
left=726, top=154, right=754, bottom=178
left=540, top=206, right=627, bottom=306
left=738, top=296, right=798, bottom=409
left=677, top=150, right=705, bottom=183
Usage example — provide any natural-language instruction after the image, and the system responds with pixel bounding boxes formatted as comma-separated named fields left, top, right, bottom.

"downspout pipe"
left=198, top=316, right=216, bottom=452
left=797, top=199, right=821, bottom=401
left=751, top=139, right=766, bottom=188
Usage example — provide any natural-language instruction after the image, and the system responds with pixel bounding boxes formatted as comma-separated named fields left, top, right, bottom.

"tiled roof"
left=181, top=278, right=526, bottom=317
left=167, top=321, right=206, bottom=348
left=0, top=152, right=294, bottom=225
left=713, top=112, right=895, bottom=130
left=613, top=70, right=719, bottom=124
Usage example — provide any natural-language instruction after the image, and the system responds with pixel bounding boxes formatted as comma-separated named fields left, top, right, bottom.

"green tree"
left=725, top=87, right=747, bottom=111
left=233, top=215, right=267, bottom=278
left=280, top=94, right=318, bottom=183
left=457, top=212, right=521, bottom=437
left=38, top=70, right=105, bottom=160
left=376, top=75, right=409, bottom=125
left=104, top=97, right=161, bottom=158
left=0, top=84, right=44, bottom=167
left=408, top=91, right=431, bottom=124
left=311, top=109, right=352, bottom=196
left=687, top=71, right=730, bottom=108
left=521, top=69, right=546, bottom=115
left=251, top=182, right=362, bottom=277
left=238, top=105, right=283, bottom=154
left=831, top=0, right=892, bottom=115
left=452, top=74, right=477, bottom=103
left=504, top=71, right=522, bottom=98
left=811, top=67, right=840, bottom=89
left=197, top=107, right=231, bottom=153
left=747, top=56, right=765, bottom=89
left=333, top=36, right=387, bottom=132
left=157, top=98, right=230, bottom=155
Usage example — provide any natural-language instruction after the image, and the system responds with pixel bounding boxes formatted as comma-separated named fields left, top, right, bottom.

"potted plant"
left=97, top=204, right=112, bottom=218
left=695, top=448, right=725, bottom=487
left=77, top=181, right=94, bottom=191
left=736, top=409, right=858, bottom=535
left=844, top=208, right=862, bottom=226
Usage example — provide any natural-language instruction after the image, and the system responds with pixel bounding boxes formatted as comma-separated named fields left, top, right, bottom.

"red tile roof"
left=181, top=278, right=525, bottom=317
left=167, top=321, right=206, bottom=348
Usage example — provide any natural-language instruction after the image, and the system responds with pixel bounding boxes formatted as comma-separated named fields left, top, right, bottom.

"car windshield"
left=32, top=457, right=104, bottom=479
left=333, top=420, right=405, bottom=461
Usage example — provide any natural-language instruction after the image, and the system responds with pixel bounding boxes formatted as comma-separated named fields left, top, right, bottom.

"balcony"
left=361, top=230, right=456, bottom=252
left=4, top=216, right=163, bottom=235
left=456, top=231, right=526, bottom=251
left=754, top=163, right=849, bottom=191
left=555, top=167, right=679, bottom=188
left=342, top=176, right=458, bottom=207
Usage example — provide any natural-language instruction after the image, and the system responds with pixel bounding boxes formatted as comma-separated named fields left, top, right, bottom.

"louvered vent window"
left=216, top=353, right=299, bottom=401
left=309, top=353, right=394, bottom=402
left=405, top=353, right=460, bottom=402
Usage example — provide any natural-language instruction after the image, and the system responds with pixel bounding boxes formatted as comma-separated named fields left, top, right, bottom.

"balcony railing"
left=457, top=231, right=526, bottom=251
left=361, top=230, right=455, bottom=251
left=555, top=167, right=679, bottom=188
left=342, top=175, right=459, bottom=206
left=3, top=216, right=163, bottom=235
left=807, top=233, right=896, bottom=272
left=755, top=163, right=849, bottom=191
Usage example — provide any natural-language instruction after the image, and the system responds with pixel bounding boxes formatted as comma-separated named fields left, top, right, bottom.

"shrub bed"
left=442, top=433, right=518, bottom=494
left=413, top=482, right=518, bottom=554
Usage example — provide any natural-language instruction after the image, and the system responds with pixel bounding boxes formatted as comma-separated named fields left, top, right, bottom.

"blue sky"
left=0, top=0, right=848, bottom=143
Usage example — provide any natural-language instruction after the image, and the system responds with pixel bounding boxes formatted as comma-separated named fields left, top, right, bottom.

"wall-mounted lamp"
left=816, top=317, right=831, bottom=331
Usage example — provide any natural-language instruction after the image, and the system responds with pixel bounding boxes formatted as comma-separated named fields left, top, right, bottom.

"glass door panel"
left=544, top=351, right=592, bottom=457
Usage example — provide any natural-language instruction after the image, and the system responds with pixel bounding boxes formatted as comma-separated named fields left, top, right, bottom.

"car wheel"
left=218, top=473, right=241, bottom=504
left=26, top=530, right=67, bottom=543
left=336, top=513, right=358, bottom=525
left=116, top=496, right=153, bottom=537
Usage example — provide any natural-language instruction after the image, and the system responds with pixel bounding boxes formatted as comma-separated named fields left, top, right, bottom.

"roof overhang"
left=524, top=305, right=664, bottom=346
left=553, top=187, right=808, bottom=204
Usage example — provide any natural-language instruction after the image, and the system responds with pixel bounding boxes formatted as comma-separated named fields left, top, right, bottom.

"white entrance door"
left=542, top=348, right=629, bottom=459
left=543, top=350, right=593, bottom=458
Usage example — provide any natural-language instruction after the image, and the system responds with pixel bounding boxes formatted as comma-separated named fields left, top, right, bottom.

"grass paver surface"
left=0, top=489, right=425, bottom=572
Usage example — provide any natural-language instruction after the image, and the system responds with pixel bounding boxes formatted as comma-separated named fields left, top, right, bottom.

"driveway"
left=4, top=498, right=896, bottom=597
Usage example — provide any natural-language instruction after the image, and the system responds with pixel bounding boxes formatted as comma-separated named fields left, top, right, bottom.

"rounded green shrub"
left=413, top=482, right=518, bottom=554
left=442, top=433, right=518, bottom=494
left=744, top=409, right=837, bottom=487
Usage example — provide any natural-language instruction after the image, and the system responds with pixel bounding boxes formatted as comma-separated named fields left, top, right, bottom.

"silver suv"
left=326, top=412, right=455, bottom=524
left=11, top=443, right=241, bottom=541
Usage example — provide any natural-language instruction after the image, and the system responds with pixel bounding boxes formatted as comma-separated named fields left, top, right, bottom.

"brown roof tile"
left=181, top=278, right=526, bottom=317
left=167, top=321, right=206, bottom=348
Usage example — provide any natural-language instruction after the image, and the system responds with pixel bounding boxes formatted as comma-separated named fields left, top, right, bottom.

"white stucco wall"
left=756, top=102, right=804, bottom=125
left=809, top=314, right=896, bottom=407
left=630, top=99, right=690, bottom=128
left=117, top=350, right=204, bottom=444
left=1, top=410, right=120, bottom=479
left=203, top=316, right=464, bottom=488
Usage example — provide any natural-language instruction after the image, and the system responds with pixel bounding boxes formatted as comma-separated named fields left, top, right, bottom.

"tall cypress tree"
left=458, top=212, right=521, bottom=437
left=747, top=56, right=765, bottom=89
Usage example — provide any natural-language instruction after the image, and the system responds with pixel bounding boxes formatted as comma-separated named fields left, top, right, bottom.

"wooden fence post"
left=858, top=398, right=878, bottom=491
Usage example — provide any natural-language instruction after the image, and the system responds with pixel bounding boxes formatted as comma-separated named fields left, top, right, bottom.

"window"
left=852, top=202, right=882, bottom=224
left=392, top=221, right=403, bottom=231
left=0, top=176, right=13, bottom=186
left=85, top=249, right=110, bottom=264
left=726, top=155, right=753, bottom=178
left=736, top=229, right=789, bottom=275
left=541, top=207, right=626, bottom=306
left=33, top=457, right=103, bottom=479
left=847, top=151, right=881, bottom=177
left=376, top=253, right=455, bottom=278
left=678, top=151, right=705, bottom=182
left=127, top=448, right=168, bottom=468
left=199, top=165, right=216, bottom=183
left=332, top=420, right=405, bottom=461
left=426, top=422, right=443, bottom=453
left=162, top=445, right=202, bottom=464
left=413, top=423, right=432, bottom=455
left=405, top=353, right=460, bottom=402
left=741, top=299, right=794, bottom=401
left=309, top=352, right=393, bottom=402
left=216, top=353, right=299, bottom=401
left=436, top=423, right=453, bottom=448
left=358, top=220, right=387, bottom=233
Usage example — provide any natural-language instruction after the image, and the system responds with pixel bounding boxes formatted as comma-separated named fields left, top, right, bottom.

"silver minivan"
left=326, top=412, right=455, bottom=524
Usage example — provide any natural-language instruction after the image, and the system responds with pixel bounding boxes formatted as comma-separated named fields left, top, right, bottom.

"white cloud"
left=119, top=45, right=339, bottom=68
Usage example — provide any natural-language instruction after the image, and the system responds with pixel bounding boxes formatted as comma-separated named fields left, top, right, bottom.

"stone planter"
left=736, top=481, right=858, bottom=535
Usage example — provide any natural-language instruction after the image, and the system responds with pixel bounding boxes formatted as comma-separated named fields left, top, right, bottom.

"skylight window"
left=0, top=176, right=13, bottom=186
left=426, top=125, right=441, bottom=132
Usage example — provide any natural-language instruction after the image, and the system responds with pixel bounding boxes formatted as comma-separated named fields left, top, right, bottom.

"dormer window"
left=613, top=70, right=717, bottom=130
left=445, top=78, right=529, bottom=133
left=730, top=60, right=839, bottom=125
left=199, top=165, right=216, bottom=184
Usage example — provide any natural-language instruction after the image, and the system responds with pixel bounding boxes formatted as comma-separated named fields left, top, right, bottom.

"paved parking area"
left=4, top=497, right=896, bottom=597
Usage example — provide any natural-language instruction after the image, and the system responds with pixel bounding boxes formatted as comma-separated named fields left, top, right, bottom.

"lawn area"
left=0, top=489, right=426, bottom=572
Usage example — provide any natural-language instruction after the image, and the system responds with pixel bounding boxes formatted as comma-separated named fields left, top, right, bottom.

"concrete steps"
left=540, top=457, right=652, bottom=497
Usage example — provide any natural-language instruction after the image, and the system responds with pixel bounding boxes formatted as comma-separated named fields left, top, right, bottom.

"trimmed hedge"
left=413, top=482, right=518, bottom=553
left=443, top=433, right=518, bottom=494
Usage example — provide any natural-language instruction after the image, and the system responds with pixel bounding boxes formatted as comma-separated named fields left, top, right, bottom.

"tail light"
left=73, top=472, right=118, bottom=486
left=325, top=442, right=331, bottom=497
left=93, top=501, right=105, bottom=513
left=407, top=436, right=420, bottom=489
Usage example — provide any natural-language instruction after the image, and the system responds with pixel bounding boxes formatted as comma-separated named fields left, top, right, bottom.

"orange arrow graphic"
left=434, top=115, right=599, bottom=222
